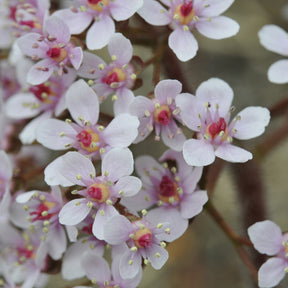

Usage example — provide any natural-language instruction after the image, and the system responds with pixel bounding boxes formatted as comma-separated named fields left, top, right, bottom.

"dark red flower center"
left=180, top=1, right=193, bottom=17
left=207, top=117, right=227, bottom=140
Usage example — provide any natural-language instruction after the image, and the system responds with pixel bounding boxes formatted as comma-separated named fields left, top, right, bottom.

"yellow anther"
left=130, top=246, right=138, bottom=252
left=128, top=260, right=133, bottom=265
left=76, top=174, right=82, bottom=180
left=157, top=223, right=163, bottom=229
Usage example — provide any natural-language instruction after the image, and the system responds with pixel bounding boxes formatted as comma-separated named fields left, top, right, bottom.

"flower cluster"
left=0, top=1, right=283, bottom=288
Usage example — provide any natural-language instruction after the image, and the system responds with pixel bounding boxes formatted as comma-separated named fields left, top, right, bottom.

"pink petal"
left=27, top=59, right=54, bottom=85
left=268, top=60, right=288, bottom=84
left=215, top=144, right=252, bottom=163
left=104, top=215, right=132, bottom=245
left=154, top=79, right=182, bottom=103
left=258, top=258, right=287, bottom=288
left=77, top=51, right=105, bottom=79
left=110, top=0, right=143, bottom=21
left=59, top=198, right=91, bottom=225
left=196, top=0, right=235, bottom=17
left=258, top=25, right=288, bottom=56
left=44, top=16, right=71, bottom=43
left=183, top=139, right=215, bottom=166
left=195, top=78, right=234, bottom=115
left=86, top=16, right=115, bottom=50
left=108, top=33, right=133, bottom=64
left=5, top=93, right=41, bottom=119
left=114, top=88, right=135, bottom=115
left=60, top=151, right=96, bottom=186
left=195, top=16, right=239, bottom=39
left=53, top=9, right=92, bottom=34
left=137, top=0, right=170, bottom=25
left=146, top=244, right=168, bottom=270
left=82, top=254, right=111, bottom=282
left=248, top=220, right=283, bottom=256
left=129, top=96, right=154, bottom=117
left=44, top=155, right=75, bottom=187
left=102, top=114, right=139, bottom=148
left=19, top=111, right=52, bottom=144
left=146, top=207, right=188, bottom=242
left=69, top=46, right=83, bottom=70
left=180, top=190, right=208, bottom=219
left=168, top=28, right=198, bottom=62
left=120, top=250, right=142, bottom=279
left=36, top=118, right=77, bottom=150
left=113, top=176, right=142, bottom=197
left=93, top=205, right=119, bottom=240
left=101, top=148, right=134, bottom=182
left=47, top=226, right=67, bottom=260
left=233, top=107, right=270, bottom=140
left=66, top=79, right=99, bottom=126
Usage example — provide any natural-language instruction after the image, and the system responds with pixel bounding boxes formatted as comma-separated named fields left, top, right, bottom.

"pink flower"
left=130, top=79, right=186, bottom=151
left=258, top=25, right=288, bottom=84
left=176, top=78, right=270, bottom=166
left=17, top=16, right=83, bottom=85
left=12, top=187, right=67, bottom=262
left=0, top=0, right=50, bottom=49
left=104, top=214, right=169, bottom=279
left=122, top=149, right=207, bottom=241
left=77, top=33, right=136, bottom=115
left=53, top=0, right=143, bottom=50
left=45, top=148, right=142, bottom=240
left=36, top=79, right=139, bottom=159
left=138, top=0, right=239, bottom=61
left=248, top=220, right=288, bottom=288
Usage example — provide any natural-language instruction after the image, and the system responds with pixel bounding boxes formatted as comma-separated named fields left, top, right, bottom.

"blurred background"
left=47, top=0, right=288, bottom=287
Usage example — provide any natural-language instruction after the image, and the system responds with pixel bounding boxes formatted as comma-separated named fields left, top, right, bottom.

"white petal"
left=268, top=60, right=288, bottom=84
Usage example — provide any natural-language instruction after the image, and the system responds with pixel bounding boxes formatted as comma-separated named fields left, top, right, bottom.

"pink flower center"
left=153, top=104, right=171, bottom=125
left=87, top=183, right=110, bottom=203
left=102, top=68, right=127, bottom=86
left=17, top=246, right=35, bottom=263
left=9, top=6, right=17, bottom=21
left=29, top=83, right=55, bottom=103
left=88, top=0, right=109, bottom=11
left=29, top=201, right=56, bottom=222
left=134, top=228, right=152, bottom=248
left=158, top=175, right=180, bottom=203
left=77, top=129, right=101, bottom=153
left=206, top=117, right=227, bottom=140
left=174, top=1, right=195, bottom=25
left=46, top=47, right=68, bottom=63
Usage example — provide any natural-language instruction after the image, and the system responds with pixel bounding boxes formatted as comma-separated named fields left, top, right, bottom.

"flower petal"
left=268, top=60, right=288, bottom=84
left=215, top=144, right=252, bottom=163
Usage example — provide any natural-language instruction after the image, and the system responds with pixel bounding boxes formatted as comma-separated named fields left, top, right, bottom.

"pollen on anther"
left=157, top=223, right=163, bottom=229
left=111, top=55, right=117, bottom=61
left=130, top=246, right=138, bottom=252
left=155, top=252, right=161, bottom=258
left=88, top=79, right=94, bottom=86
left=128, top=260, right=133, bottom=265
left=59, top=132, right=65, bottom=137
left=100, top=209, right=105, bottom=216
left=76, top=174, right=82, bottom=180
left=142, top=209, right=148, bottom=216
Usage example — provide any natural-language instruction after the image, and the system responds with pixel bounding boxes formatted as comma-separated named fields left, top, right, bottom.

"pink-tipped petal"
left=268, top=60, right=288, bottom=84
left=86, top=16, right=115, bottom=50
left=180, top=190, right=208, bottom=219
left=113, top=176, right=142, bottom=197
left=258, top=25, right=288, bottom=56
left=102, top=114, right=139, bottom=147
left=183, top=139, right=215, bottom=166
left=59, top=198, right=91, bottom=225
left=195, top=16, right=239, bottom=39
left=248, top=220, right=283, bottom=256
left=233, top=107, right=270, bottom=140
left=258, top=258, right=287, bottom=288
left=168, top=28, right=198, bottom=62
left=215, top=144, right=252, bottom=163
left=108, top=33, right=133, bottom=64
left=66, top=79, right=99, bottom=126
left=101, top=148, right=134, bottom=182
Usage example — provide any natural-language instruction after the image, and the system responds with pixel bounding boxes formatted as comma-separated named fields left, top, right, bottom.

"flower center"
left=174, top=1, right=195, bottom=25
left=87, top=183, right=110, bottom=203
left=102, top=68, right=126, bottom=86
left=19, top=20, right=42, bottom=29
left=46, top=47, right=68, bottom=62
left=158, top=175, right=180, bottom=203
left=153, top=104, right=171, bottom=125
left=134, top=228, right=152, bottom=248
left=206, top=117, right=227, bottom=140
left=29, top=83, right=56, bottom=103
left=88, top=0, right=109, bottom=11
left=77, top=129, right=101, bottom=153
left=29, top=201, right=56, bottom=222
left=17, top=245, right=35, bottom=263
